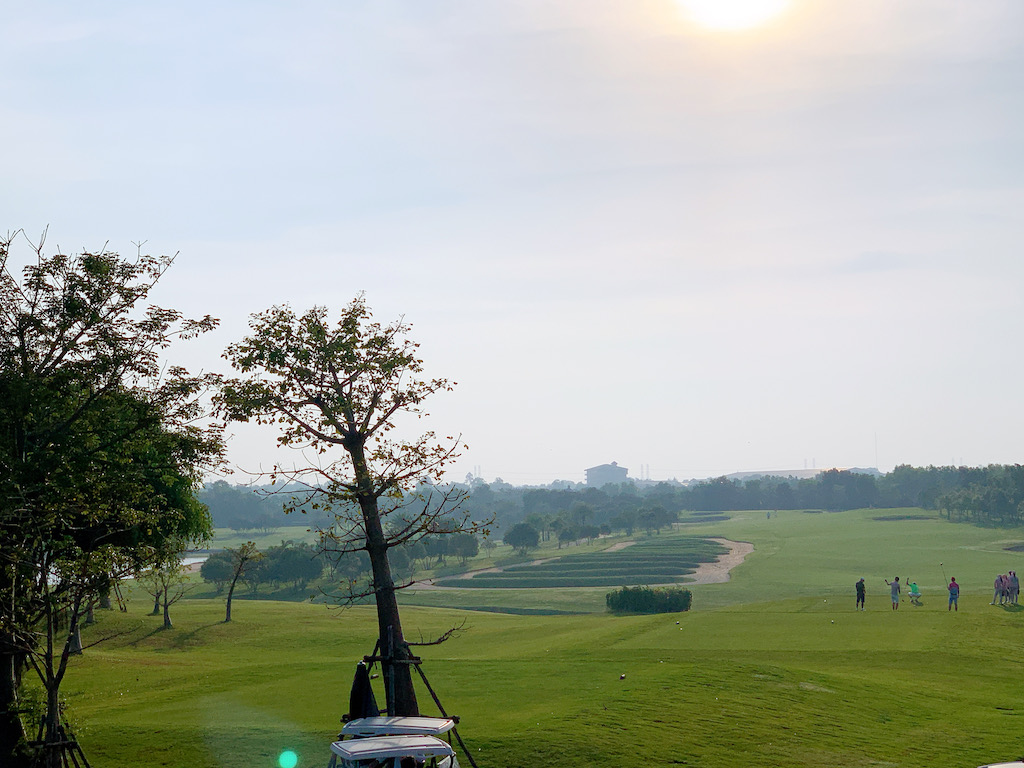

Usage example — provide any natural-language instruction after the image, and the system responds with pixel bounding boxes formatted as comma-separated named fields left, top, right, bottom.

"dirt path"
left=603, top=540, right=637, bottom=553
left=686, top=538, right=754, bottom=584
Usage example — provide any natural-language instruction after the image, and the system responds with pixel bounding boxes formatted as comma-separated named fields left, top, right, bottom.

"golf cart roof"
left=978, top=764, right=1024, bottom=768
left=330, top=735, right=456, bottom=761
left=343, top=716, right=456, bottom=738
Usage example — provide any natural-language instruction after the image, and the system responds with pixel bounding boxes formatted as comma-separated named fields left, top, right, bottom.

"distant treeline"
left=200, top=464, right=1024, bottom=536
left=198, top=481, right=333, bottom=531
left=463, top=465, right=1024, bottom=531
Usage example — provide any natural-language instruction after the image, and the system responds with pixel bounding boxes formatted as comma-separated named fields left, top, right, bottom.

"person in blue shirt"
left=855, top=578, right=866, bottom=611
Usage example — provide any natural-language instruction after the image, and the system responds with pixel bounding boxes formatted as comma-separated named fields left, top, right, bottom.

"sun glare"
left=676, top=0, right=792, bottom=31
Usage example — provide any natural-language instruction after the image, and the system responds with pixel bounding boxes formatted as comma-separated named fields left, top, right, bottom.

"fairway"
left=56, top=508, right=1024, bottom=768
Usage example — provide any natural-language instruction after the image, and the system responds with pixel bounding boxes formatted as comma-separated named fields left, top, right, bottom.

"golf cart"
left=341, top=716, right=457, bottom=740
left=328, top=734, right=458, bottom=768
left=330, top=660, right=469, bottom=768
left=329, top=712, right=461, bottom=768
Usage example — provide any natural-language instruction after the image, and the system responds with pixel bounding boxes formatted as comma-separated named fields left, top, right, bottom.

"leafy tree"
left=137, top=561, right=190, bottom=630
left=330, top=549, right=371, bottom=584
left=449, top=533, right=479, bottom=565
left=0, top=231, right=222, bottom=767
left=610, top=510, right=637, bottom=535
left=404, top=541, right=428, bottom=569
left=504, top=523, right=540, bottom=554
left=557, top=524, right=578, bottom=548
left=224, top=542, right=262, bottom=622
left=423, top=535, right=449, bottom=566
left=524, top=512, right=552, bottom=542
left=387, top=546, right=416, bottom=582
left=262, top=541, right=323, bottom=588
left=199, top=552, right=234, bottom=594
left=218, top=295, right=488, bottom=716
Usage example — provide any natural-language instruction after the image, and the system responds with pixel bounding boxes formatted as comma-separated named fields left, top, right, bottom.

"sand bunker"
left=686, top=538, right=754, bottom=585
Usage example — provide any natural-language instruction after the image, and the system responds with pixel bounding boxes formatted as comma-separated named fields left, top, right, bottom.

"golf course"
left=57, top=507, right=1024, bottom=768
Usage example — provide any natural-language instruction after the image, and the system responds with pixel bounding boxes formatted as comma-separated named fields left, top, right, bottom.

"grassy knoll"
left=434, top=537, right=727, bottom=589
left=53, top=507, right=1024, bottom=768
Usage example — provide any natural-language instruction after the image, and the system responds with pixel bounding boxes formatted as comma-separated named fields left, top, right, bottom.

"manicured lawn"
left=50, top=507, right=1024, bottom=768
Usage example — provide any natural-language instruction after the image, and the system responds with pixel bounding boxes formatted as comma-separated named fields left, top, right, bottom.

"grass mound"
left=873, top=514, right=935, bottom=521
left=435, top=536, right=726, bottom=589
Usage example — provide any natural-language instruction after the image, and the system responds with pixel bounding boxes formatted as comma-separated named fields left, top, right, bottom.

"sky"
left=4, top=0, right=1024, bottom=485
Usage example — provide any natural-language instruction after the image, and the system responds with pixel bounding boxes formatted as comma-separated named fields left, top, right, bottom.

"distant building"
left=585, top=461, right=629, bottom=488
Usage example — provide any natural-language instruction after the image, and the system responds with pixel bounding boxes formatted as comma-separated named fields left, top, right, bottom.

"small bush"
left=606, top=585, right=692, bottom=614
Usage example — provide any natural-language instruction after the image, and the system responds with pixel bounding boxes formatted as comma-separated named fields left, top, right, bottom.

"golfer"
left=947, top=577, right=960, bottom=612
left=855, top=578, right=866, bottom=611
left=885, top=576, right=901, bottom=610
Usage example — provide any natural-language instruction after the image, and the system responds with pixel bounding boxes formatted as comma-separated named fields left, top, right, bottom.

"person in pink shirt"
left=947, top=577, right=960, bottom=612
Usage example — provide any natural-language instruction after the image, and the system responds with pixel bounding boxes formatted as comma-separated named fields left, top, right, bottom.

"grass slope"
left=435, top=537, right=727, bottom=589
left=53, top=507, right=1024, bottom=768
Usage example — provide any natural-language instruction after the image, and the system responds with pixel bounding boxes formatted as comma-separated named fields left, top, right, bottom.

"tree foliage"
left=0, top=230, right=222, bottom=766
left=223, top=542, right=261, bottom=622
left=504, top=522, right=540, bottom=554
left=218, top=294, right=488, bottom=716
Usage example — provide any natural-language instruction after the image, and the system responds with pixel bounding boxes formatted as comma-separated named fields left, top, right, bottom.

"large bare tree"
left=218, top=295, right=485, bottom=716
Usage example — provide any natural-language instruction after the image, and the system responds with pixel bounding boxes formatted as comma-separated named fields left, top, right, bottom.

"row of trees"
left=199, top=530, right=487, bottom=601
left=500, top=503, right=677, bottom=555
left=202, top=466, right=1024, bottom=559
left=201, top=541, right=323, bottom=593
left=198, top=480, right=333, bottom=531
left=460, top=465, right=1024, bottom=535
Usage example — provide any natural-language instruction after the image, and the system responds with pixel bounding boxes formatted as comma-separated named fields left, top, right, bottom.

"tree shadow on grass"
left=170, top=621, right=224, bottom=650
left=127, top=619, right=222, bottom=649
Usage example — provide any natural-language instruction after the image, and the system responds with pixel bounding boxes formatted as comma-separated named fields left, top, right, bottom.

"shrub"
left=606, top=585, right=692, bottom=614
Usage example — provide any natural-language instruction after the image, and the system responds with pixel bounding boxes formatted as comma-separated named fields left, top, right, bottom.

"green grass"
left=435, top=537, right=727, bottom=589
left=48, top=507, right=1024, bottom=768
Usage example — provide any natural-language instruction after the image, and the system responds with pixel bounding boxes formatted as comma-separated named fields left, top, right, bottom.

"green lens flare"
left=278, top=750, right=298, bottom=768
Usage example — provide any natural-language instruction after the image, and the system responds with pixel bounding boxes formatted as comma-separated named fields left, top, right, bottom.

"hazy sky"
left=4, top=1, right=1024, bottom=485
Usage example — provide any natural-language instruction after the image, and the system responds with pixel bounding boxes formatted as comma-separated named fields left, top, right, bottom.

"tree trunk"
left=151, top=594, right=161, bottom=615
left=162, top=588, right=173, bottom=630
left=68, top=624, right=83, bottom=656
left=225, top=583, right=235, bottom=622
left=0, top=650, right=29, bottom=768
left=357, top=490, right=418, bottom=717
left=99, top=588, right=112, bottom=610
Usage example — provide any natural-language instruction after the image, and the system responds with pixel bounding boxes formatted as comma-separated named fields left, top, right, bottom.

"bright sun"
left=676, top=0, right=792, bottom=31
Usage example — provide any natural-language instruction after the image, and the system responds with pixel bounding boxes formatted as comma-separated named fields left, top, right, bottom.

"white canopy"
left=342, top=717, right=456, bottom=738
left=330, top=735, right=456, bottom=761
